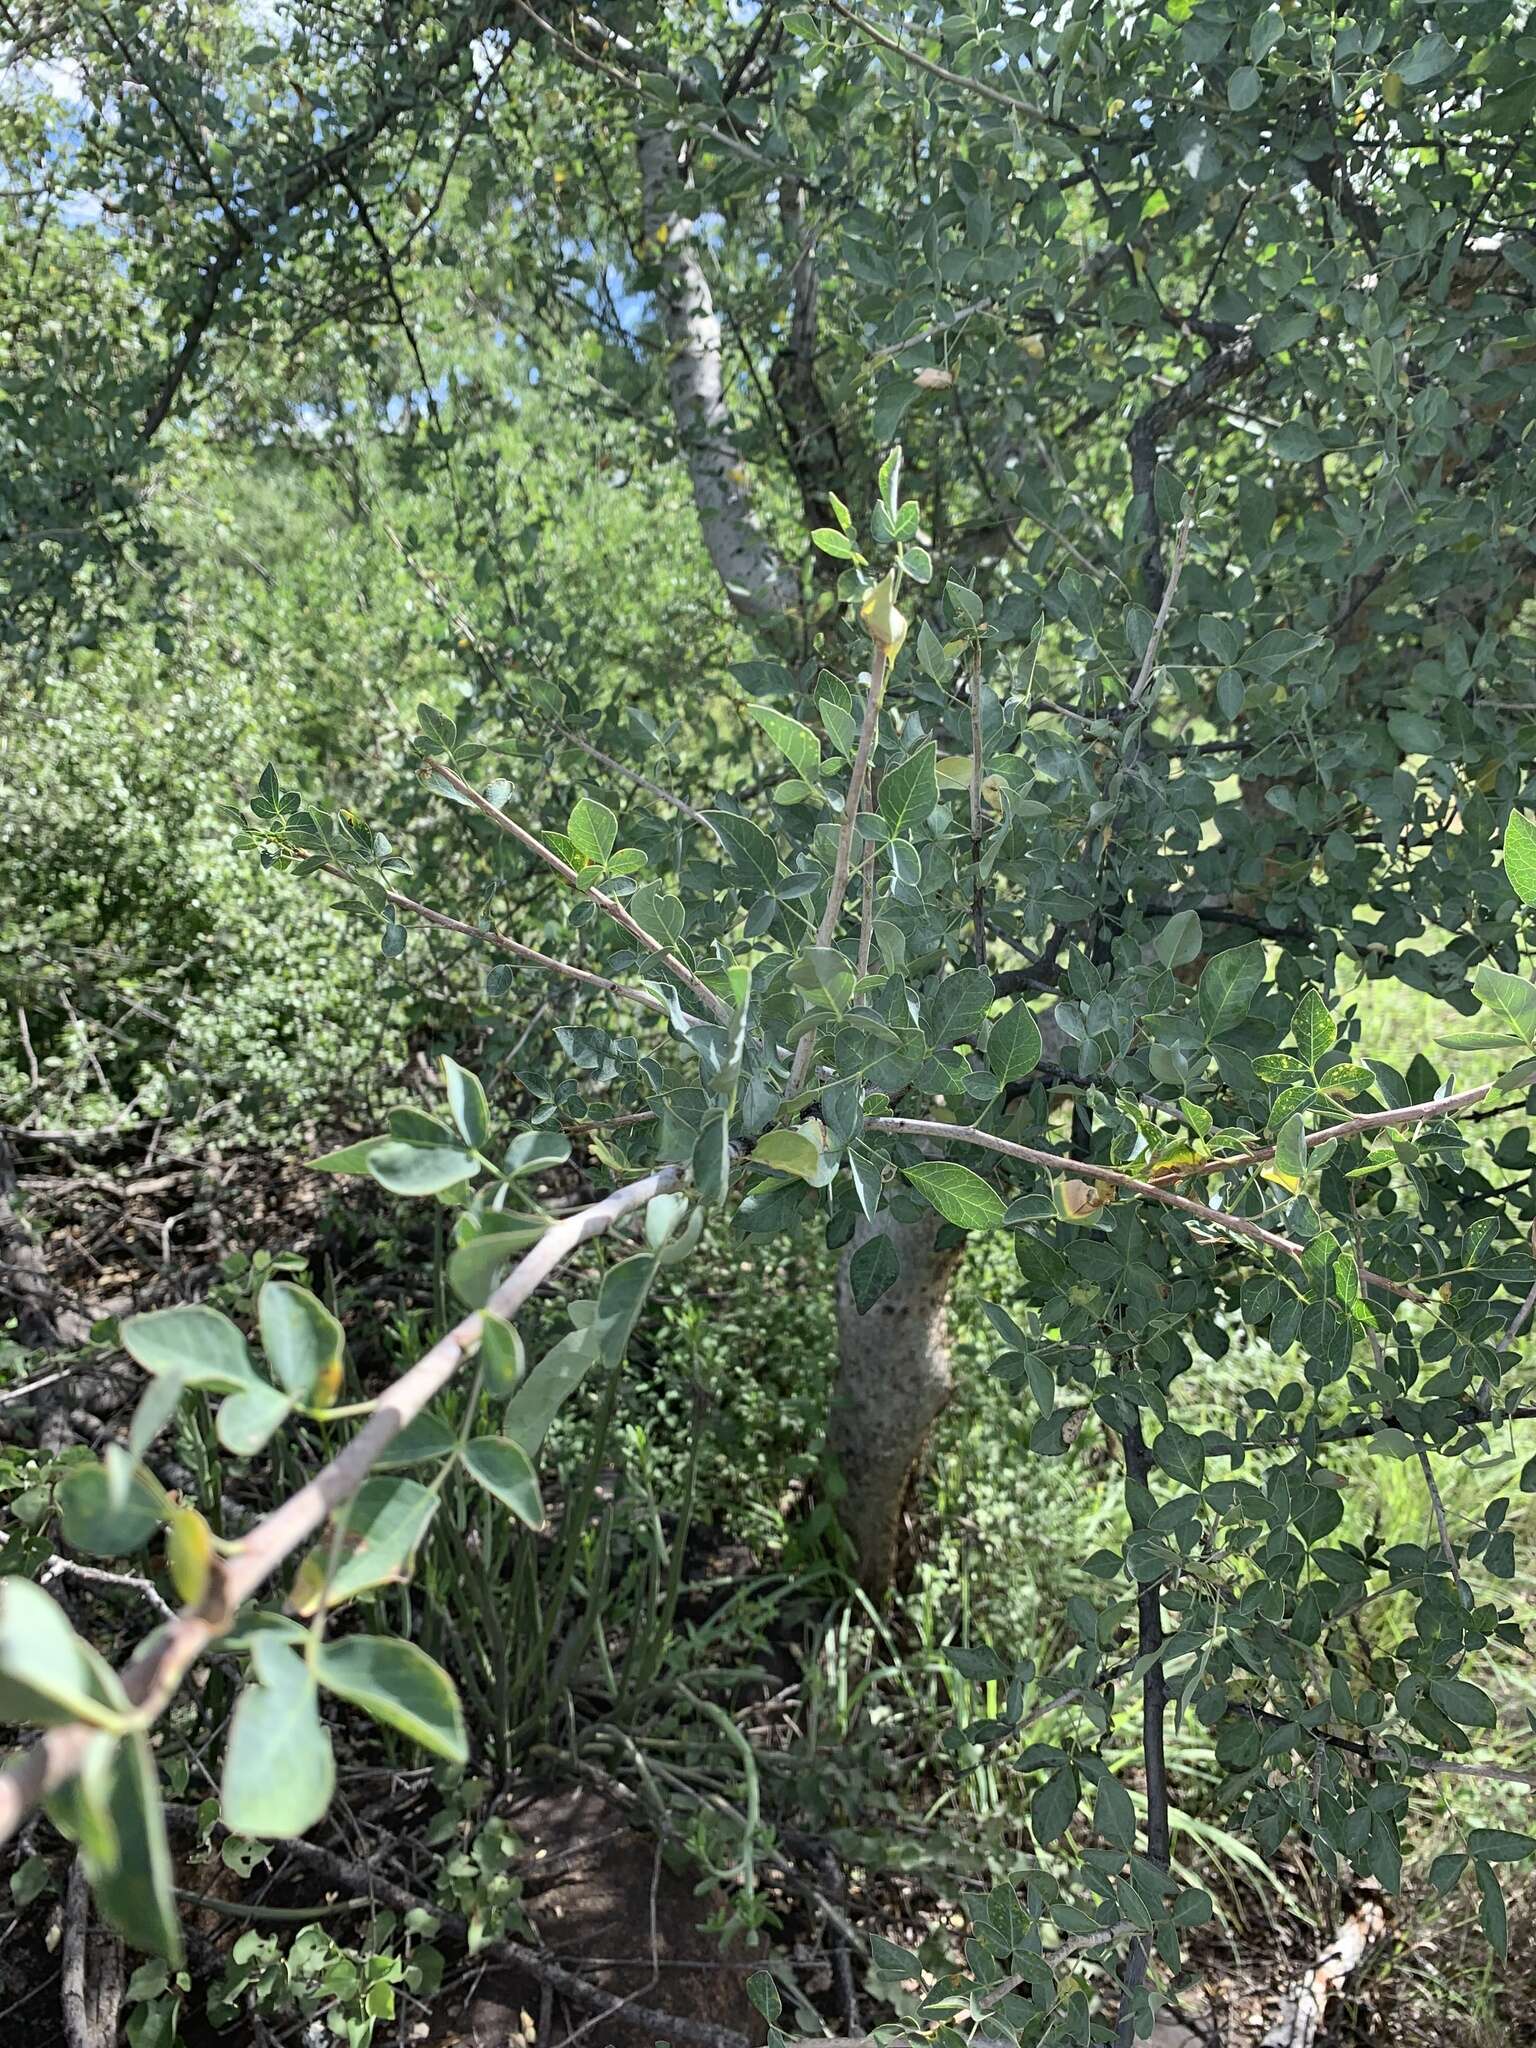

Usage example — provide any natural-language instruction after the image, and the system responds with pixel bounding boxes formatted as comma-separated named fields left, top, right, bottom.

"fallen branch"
left=0, top=1164, right=684, bottom=1845
left=165, top=1809, right=752, bottom=2048
left=1259, top=1899, right=1384, bottom=2048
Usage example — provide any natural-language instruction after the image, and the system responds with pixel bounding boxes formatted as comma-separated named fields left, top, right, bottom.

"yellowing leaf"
left=166, top=1506, right=213, bottom=1608
left=751, top=1121, right=826, bottom=1183
left=859, top=571, right=908, bottom=656
left=1052, top=1176, right=1116, bottom=1223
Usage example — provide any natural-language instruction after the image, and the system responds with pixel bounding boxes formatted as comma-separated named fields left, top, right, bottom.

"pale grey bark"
left=60, top=1855, right=124, bottom=2048
left=829, top=1211, right=964, bottom=1598
left=637, top=129, right=801, bottom=622
left=635, top=140, right=956, bottom=1594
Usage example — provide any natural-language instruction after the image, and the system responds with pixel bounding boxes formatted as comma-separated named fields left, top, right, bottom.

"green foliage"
left=10, top=0, right=1536, bottom=2029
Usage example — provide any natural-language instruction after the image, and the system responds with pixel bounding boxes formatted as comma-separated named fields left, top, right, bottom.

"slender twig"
left=865, top=1115, right=1424, bottom=1300
left=1126, top=503, right=1195, bottom=710
left=967, top=644, right=987, bottom=968
left=323, top=868, right=702, bottom=1026
left=1241, top=1706, right=1536, bottom=1789
left=1191, top=1082, right=1493, bottom=1179
left=1416, top=1444, right=1467, bottom=1601
left=0, top=1166, right=684, bottom=1845
left=1496, top=1275, right=1536, bottom=1352
left=824, top=0, right=1081, bottom=133
left=40, top=1557, right=176, bottom=1625
left=812, top=649, right=889, bottom=953
left=856, top=840, right=877, bottom=979
left=423, top=760, right=729, bottom=1020
left=789, top=647, right=889, bottom=1090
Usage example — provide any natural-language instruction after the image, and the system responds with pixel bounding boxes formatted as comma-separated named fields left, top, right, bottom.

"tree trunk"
left=828, top=1211, right=963, bottom=1598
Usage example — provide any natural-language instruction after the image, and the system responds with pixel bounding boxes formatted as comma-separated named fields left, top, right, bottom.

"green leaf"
left=366, top=1142, right=479, bottom=1195
left=216, top=1380, right=295, bottom=1457
left=787, top=945, right=857, bottom=1013
left=1477, top=1860, right=1509, bottom=1958
left=1318, top=1062, right=1375, bottom=1097
left=479, top=1312, right=525, bottom=1396
left=1270, top=420, right=1325, bottom=461
left=461, top=1435, right=546, bottom=1528
left=0, top=1577, right=131, bottom=1731
left=441, top=1056, right=491, bottom=1148
left=1397, top=28, right=1456, bottom=84
left=811, top=526, right=858, bottom=560
left=745, top=704, right=820, bottom=779
left=54, top=1730, right=183, bottom=1963
left=1198, top=942, right=1265, bottom=1038
left=308, top=1139, right=383, bottom=1174
left=290, top=1478, right=438, bottom=1614
left=1155, top=908, right=1203, bottom=969
left=1253, top=1054, right=1308, bottom=1084
left=9, top=1855, right=51, bottom=1908
left=503, top=1130, right=572, bottom=1176
left=704, top=810, right=782, bottom=893
left=257, top=1281, right=342, bottom=1402
left=903, top=1161, right=1006, bottom=1231
left=372, top=1412, right=459, bottom=1470
left=1473, top=964, right=1536, bottom=1047
left=568, top=796, right=618, bottom=864
left=314, top=1636, right=468, bottom=1763
left=1466, top=1828, right=1536, bottom=1862
left=848, top=1231, right=900, bottom=1312
left=446, top=1220, right=549, bottom=1309
left=747, top=1970, right=782, bottom=2023
left=1227, top=63, right=1261, bottom=109
left=926, top=968, right=994, bottom=1049
left=1503, top=811, right=1536, bottom=905
left=1154, top=1422, right=1207, bottom=1490
left=503, top=1323, right=604, bottom=1456
left=221, top=1638, right=335, bottom=1840
left=1428, top=1675, right=1497, bottom=1730
left=1031, top=1764, right=1078, bottom=1844
left=1264, top=1112, right=1307, bottom=1195
left=1093, top=1770, right=1137, bottom=1850
left=879, top=740, right=939, bottom=838
left=1292, top=989, right=1336, bottom=1067
left=57, top=1464, right=164, bottom=1558
left=121, top=1305, right=257, bottom=1395
left=988, top=1003, right=1043, bottom=1084
left=692, top=1110, right=731, bottom=1206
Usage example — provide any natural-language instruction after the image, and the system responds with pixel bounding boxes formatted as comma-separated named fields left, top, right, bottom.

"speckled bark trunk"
left=829, top=1211, right=963, bottom=1598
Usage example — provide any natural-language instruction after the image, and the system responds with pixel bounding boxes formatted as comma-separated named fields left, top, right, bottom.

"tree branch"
left=334, top=870, right=704, bottom=1026
left=865, top=1115, right=1424, bottom=1300
left=0, top=1165, right=684, bottom=1847
left=637, top=129, right=800, bottom=622
left=423, top=760, right=730, bottom=1021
